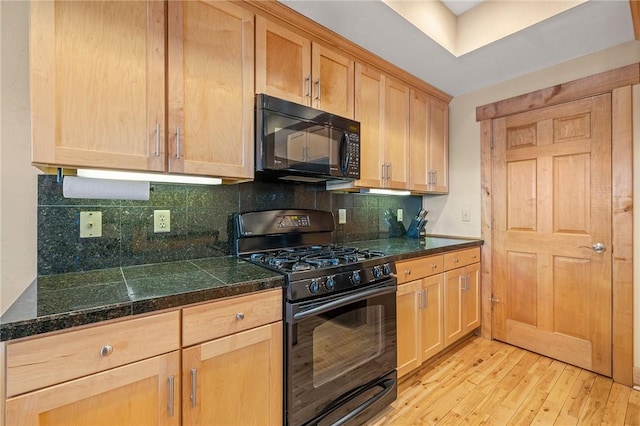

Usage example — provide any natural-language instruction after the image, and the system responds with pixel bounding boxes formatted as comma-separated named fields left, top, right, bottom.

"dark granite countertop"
left=0, top=236, right=482, bottom=342
left=0, top=257, right=285, bottom=342
left=349, top=235, right=483, bottom=262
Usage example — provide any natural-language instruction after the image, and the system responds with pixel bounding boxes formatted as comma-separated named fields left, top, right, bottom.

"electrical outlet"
left=397, top=209, right=403, bottom=222
left=462, top=208, right=471, bottom=222
left=338, top=209, right=347, bottom=224
left=80, top=211, right=102, bottom=238
left=154, top=210, right=171, bottom=233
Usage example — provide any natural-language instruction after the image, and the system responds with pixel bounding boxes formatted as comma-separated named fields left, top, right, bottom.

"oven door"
left=285, top=281, right=397, bottom=426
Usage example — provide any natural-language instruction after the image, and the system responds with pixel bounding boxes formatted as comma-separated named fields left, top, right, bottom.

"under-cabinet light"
left=359, top=188, right=411, bottom=196
left=77, top=169, right=222, bottom=185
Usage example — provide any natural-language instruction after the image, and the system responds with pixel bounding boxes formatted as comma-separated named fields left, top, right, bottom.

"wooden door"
left=255, top=17, right=311, bottom=106
left=311, top=44, right=354, bottom=118
left=6, top=352, right=180, bottom=425
left=428, top=98, right=449, bottom=193
left=492, top=94, right=612, bottom=376
left=420, top=274, right=444, bottom=360
left=168, top=1, right=254, bottom=179
left=31, top=1, right=165, bottom=171
left=385, top=77, right=410, bottom=189
left=354, top=63, right=385, bottom=188
left=182, top=323, right=283, bottom=426
left=396, top=281, right=421, bottom=377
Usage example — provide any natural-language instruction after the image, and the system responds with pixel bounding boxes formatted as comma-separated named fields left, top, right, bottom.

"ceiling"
left=279, top=0, right=637, bottom=97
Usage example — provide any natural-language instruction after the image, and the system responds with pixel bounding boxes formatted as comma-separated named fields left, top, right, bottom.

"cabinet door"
left=31, top=1, right=165, bottom=171
left=428, top=98, right=449, bottom=193
left=462, top=263, right=481, bottom=333
left=6, top=352, right=180, bottom=426
left=255, top=16, right=311, bottom=105
left=354, top=63, right=385, bottom=188
left=409, top=89, right=431, bottom=192
left=182, top=322, right=283, bottom=426
left=168, top=1, right=254, bottom=179
left=384, top=77, right=410, bottom=189
left=396, top=281, right=421, bottom=378
left=420, top=274, right=444, bottom=360
left=311, top=44, right=354, bottom=118
left=443, top=268, right=463, bottom=347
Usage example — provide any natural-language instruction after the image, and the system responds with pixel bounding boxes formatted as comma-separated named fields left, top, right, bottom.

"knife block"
left=406, top=218, right=427, bottom=238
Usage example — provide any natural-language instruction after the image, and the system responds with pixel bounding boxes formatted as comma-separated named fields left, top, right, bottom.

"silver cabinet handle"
left=423, top=288, right=428, bottom=309
left=190, top=368, right=197, bottom=408
left=236, top=312, right=245, bottom=320
left=431, top=264, right=438, bottom=270
left=315, top=79, right=321, bottom=101
left=99, top=344, right=113, bottom=357
left=155, top=123, right=161, bottom=157
left=305, top=74, right=311, bottom=98
left=387, top=163, right=392, bottom=181
left=580, top=242, right=607, bottom=254
left=168, top=375, right=175, bottom=417
left=381, top=163, right=386, bottom=181
left=175, top=127, right=182, bottom=159
left=432, top=170, right=438, bottom=185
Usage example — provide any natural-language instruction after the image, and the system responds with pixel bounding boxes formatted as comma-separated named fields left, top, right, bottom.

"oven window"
left=312, top=303, right=384, bottom=387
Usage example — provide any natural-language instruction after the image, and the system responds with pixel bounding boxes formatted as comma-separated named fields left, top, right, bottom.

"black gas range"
left=232, top=209, right=398, bottom=426
left=232, top=209, right=397, bottom=301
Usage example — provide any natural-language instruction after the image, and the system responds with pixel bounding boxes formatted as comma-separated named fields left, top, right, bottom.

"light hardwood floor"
left=370, top=336, right=640, bottom=425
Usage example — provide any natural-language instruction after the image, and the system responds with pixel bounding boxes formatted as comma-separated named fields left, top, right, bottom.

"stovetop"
left=245, top=245, right=387, bottom=273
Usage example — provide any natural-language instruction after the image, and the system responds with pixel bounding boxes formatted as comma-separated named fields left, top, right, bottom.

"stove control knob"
left=382, top=263, right=392, bottom=276
left=325, top=276, right=336, bottom=291
left=351, top=270, right=361, bottom=285
left=309, top=279, right=321, bottom=294
left=373, top=265, right=382, bottom=279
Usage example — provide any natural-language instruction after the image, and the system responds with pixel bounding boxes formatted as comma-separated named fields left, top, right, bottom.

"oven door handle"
left=292, top=284, right=396, bottom=322
left=308, top=376, right=396, bottom=426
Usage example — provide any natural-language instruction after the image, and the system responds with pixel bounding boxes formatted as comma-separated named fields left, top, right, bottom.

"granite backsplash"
left=38, top=175, right=422, bottom=275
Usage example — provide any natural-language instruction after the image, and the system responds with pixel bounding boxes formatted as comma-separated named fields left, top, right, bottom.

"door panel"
left=492, top=94, right=612, bottom=376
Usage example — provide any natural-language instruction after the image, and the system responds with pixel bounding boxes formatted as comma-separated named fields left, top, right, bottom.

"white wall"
left=425, top=39, right=640, bottom=368
left=1, top=1, right=38, bottom=316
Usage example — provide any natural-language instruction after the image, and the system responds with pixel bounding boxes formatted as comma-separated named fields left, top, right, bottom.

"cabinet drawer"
left=6, top=311, right=180, bottom=397
left=396, top=255, right=444, bottom=284
left=182, top=289, right=282, bottom=347
left=443, top=247, right=480, bottom=271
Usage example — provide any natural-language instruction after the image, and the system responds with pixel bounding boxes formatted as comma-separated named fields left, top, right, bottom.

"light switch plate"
left=462, top=208, right=471, bottom=222
left=338, top=209, right=347, bottom=224
left=154, top=210, right=171, bottom=233
left=397, top=209, right=403, bottom=222
left=80, top=211, right=102, bottom=238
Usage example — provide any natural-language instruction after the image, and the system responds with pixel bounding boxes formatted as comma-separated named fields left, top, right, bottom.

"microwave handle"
left=339, top=132, right=351, bottom=176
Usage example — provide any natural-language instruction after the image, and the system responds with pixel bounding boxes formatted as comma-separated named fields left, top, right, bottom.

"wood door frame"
left=477, top=64, right=638, bottom=385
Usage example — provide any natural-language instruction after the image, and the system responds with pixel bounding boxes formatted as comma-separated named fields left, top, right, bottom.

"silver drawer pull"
left=99, top=344, right=113, bottom=357
left=236, top=312, right=245, bottom=320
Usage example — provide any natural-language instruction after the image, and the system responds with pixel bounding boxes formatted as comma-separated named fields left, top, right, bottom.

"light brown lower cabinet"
left=444, top=263, right=481, bottom=347
left=396, top=248, right=481, bottom=378
left=6, top=351, right=181, bottom=426
left=181, top=322, right=283, bottom=426
left=4, top=290, right=284, bottom=426
left=396, top=275, right=444, bottom=377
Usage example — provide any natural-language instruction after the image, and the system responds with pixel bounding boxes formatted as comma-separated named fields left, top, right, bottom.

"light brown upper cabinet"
left=255, top=16, right=354, bottom=118
left=410, top=89, right=449, bottom=193
left=168, top=1, right=254, bottom=179
left=31, top=0, right=253, bottom=180
left=384, top=77, right=411, bottom=189
left=353, top=66, right=411, bottom=190
left=354, top=63, right=385, bottom=188
left=30, top=1, right=166, bottom=171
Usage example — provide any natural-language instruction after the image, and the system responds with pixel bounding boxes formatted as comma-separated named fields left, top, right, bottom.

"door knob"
left=580, top=242, right=606, bottom=254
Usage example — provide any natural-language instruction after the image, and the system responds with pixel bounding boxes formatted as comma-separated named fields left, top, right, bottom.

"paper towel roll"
left=63, top=176, right=150, bottom=200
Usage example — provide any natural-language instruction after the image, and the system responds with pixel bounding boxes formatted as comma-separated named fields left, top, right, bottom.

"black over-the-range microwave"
left=255, top=94, right=361, bottom=183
